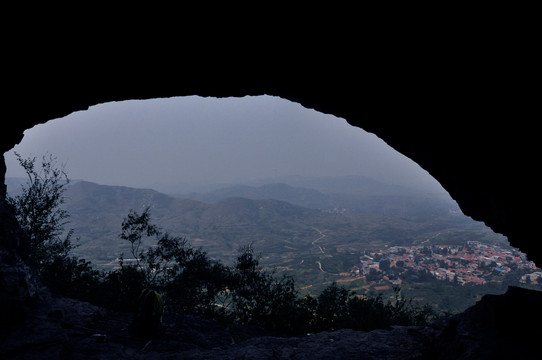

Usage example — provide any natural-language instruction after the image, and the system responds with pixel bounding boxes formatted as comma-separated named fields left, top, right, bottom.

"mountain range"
left=154, top=174, right=443, bottom=198
left=6, top=176, right=507, bottom=278
left=177, top=180, right=455, bottom=218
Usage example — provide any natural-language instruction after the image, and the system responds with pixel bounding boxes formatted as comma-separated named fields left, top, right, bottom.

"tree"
left=5, top=153, right=100, bottom=300
left=117, top=208, right=233, bottom=316
left=119, top=207, right=160, bottom=270
left=7, top=152, right=74, bottom=271
left=379, top=259, right=391, bottom=272
left=228, top=244, right=304, bottom=333
left=314, top=282, right=351, bottom=331
left=155, top=237, right=231, bottom=317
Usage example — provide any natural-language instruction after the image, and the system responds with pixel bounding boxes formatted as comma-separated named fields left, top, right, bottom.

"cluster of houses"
left=520, top=271, right=542, bottom=285
left=349, top=241, right=538, bottom=286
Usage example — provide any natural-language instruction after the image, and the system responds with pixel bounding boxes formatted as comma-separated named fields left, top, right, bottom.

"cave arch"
left=2, top=84, right=536, bottom=266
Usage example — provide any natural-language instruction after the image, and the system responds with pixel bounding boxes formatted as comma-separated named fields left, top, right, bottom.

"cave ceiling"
left=2, top=47, right=537, bottom=265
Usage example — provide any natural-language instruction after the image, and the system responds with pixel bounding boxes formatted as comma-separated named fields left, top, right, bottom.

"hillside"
left=53, top=180, right=506, bottom=281
left=62, top=181, right=331, bottom=266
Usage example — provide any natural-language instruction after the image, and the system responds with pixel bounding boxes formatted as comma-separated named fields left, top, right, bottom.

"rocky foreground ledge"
left=1, top=286, right=541, bottom=359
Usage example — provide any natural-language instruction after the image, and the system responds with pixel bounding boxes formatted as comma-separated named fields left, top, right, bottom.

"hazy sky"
left=5, top=95, right=444, bottom=193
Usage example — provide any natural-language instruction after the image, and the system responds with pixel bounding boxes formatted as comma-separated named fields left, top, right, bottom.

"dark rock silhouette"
left=2, top=286, right=540, bottom=359
left=431, top=286, right=542, bottom=359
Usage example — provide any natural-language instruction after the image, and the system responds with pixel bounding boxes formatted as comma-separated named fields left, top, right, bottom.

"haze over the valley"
left=5, top=95, right=445, bottom=195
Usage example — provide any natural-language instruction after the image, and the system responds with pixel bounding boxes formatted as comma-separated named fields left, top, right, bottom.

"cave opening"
left=4, top=95, right=539, bottom=314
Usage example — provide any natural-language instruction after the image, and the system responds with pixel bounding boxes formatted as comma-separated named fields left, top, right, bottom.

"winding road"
left=312, top=228, right=326, bottom=255
left=312, top=228, right=339, bottom=275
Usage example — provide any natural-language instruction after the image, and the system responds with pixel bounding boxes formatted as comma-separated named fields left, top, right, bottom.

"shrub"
left=227, top=245, right=306, bottom=334
left=97, top=263, right=147, bottom=311
left=162, top=249, right=231, bottom=318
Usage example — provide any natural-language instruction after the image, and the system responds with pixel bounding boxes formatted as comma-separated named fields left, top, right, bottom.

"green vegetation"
left=7, top=154, right=443, bottom=335
left=69, top=228, right=442, bottom=335
left=77, top=208, right=442, bottom=335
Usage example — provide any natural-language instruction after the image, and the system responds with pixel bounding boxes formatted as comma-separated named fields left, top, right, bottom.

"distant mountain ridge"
left=179, top=183, right=330, bottom=208
left=145, top=174, right=446, bottom=198
left=178, top=179, right=453, bottom=216
left=244, top=175, right=430, bottom=196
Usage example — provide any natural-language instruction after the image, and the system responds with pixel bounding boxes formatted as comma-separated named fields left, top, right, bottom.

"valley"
left=8, top=175, right=534, bottom=313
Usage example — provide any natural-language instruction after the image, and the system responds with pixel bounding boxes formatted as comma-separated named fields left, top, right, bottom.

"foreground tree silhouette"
left=115, top=210, right=443, bottom=335
left=6, top=152, right=99, bottom=297
left=7, top=152, right=74, bottom=272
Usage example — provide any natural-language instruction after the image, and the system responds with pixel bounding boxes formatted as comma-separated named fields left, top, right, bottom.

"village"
left=348, top=241, right=541, bottom=287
